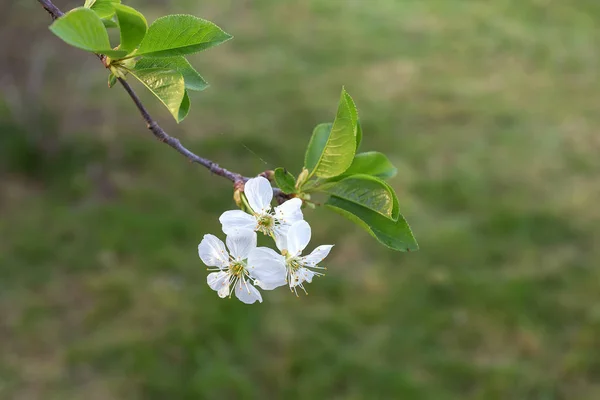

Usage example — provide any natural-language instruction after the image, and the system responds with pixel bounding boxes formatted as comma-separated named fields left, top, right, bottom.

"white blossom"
left=219, top=176, right=303, bottom=243
left=198, top=230, right=285, bottom=304
left=252, top=220, right=333, bottom=294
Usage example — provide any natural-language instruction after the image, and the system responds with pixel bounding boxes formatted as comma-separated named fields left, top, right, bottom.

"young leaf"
left=304, top=88, right=358, bottom=179
left=108, top=72, right=117, bottom=88
left=356, top=119, right=363, bottom=151
left=113, top=4, right=147, bottom=53
left=178, top=91, right=191, bottom=122
left=135, top=56, right=208, bottom=91
left=326, top=196, right=418, bottom=252
left=304, top=123, right=332, bottom=172
left=135, top=15, right=232, bottom=58
left=274, top=168, right=296, bottom=194
left=103, top=18, right=118, bottom=29
left=338, top=152, right=397, bottom=180
left=129, top=68, right=186, bottom=122
left=49, top=7, right=127, bottom=58
left=343, top=91, right=362, bottom=150
left=88, top=0, right=121, bottom=20
left=323, top=174, right=399, bottom=220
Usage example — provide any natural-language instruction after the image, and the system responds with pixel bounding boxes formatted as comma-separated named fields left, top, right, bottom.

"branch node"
left=234, top=180, right=245, bottom=192
left=260, top=170, right=275, bottom=181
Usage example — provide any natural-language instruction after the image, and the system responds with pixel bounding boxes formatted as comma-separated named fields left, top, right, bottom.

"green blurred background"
left=2, top=0, right=600, bottom=398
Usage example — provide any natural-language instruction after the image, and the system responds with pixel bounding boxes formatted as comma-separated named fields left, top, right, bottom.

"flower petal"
left=207, top=271, right=229, bottom=291
left=244, top=176, right=273, bottom=213
left=289, top=268, right=316, bottom=288
left=219, top=210, right=256, bottom=235
left=274, top=198, right=303, bottom=226
left=297, top=267, right=316, bottom=284
left=273, top=225, right=290, bottom=252
left=235, top=278, right=263, bottom=304
left=226, top=229, right=257, bottom=260
left=286, top=220, right=312, bottom=257
left=218, top=282, right=230, bottom=298
left=288, top=271, right=301, bottom=288
left=198, top=234, right=229, bottom=268
left=247, top=247, right=287, bottom=290
left=303, top=245, right=334, bottom=267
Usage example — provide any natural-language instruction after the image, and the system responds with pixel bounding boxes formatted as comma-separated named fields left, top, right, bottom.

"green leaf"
left=304, top=88, right=359, bottom=179
left=340, top=152, right=397, bottom=180
left=130, top=68, right=185, bottom=122
left=356, top=119, right=363, bottom=151
left=113, top=4, right=147, bottom=53
left=108, top=73, right=117, bottom=88
left=323, top=174, right=399, bottom=220
left=135, top=15, right=232, bottom=58
left=101, top=49, right=129, bottom=59
left=343, top=91, right=361, bottom=150
left=49, top=7, right=127, bottom=58
left=274, top=168, right=297, bottom=194
left=304, top=123, right=332, bottom=172
left=89, top=0, right=121, bottom=20
left=103, top=18, right=118, bottom=29
left=135, top=56, right=208, bottom=91
left=178, top=91, right=191, bottom=122
left=344, top=91, right=358, bottom=125
left=326, top=196, right=418, bottom=252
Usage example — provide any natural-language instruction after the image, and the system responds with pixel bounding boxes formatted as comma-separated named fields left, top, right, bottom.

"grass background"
left=2, top=0, right=600, bottom=398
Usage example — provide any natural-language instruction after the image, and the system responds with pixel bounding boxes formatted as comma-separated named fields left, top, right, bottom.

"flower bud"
left=260, top=170, right=275, bottom=181
left=233, top=188, right=243, bottom=208
left=296, top=168, right=310, bottom=189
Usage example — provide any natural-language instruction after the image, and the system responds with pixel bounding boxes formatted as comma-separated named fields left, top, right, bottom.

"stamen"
left=242, top=276, right=251, bottom=294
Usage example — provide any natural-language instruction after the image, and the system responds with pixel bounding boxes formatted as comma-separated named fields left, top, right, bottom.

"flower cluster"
left=198, top=177, right=334, bottom=304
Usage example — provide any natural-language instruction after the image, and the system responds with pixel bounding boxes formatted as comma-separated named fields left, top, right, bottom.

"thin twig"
left=38, top=0, right=63, bottom=20
left=37, top=0, right=289, bottom=197
left=117, top=77, right=243, bottom=183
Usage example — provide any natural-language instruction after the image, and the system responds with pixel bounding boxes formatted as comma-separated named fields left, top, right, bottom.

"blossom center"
left=230, top=261, right=246, bottom=276
left=255, top=213, right=275, bottom=235
left=285, top=256, right=302, bottom=272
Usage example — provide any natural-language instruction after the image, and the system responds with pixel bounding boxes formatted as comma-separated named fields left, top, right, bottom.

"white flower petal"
left=303, top=245, right=334, bottom=267
left=288, top=271, right=301, bottom=288
left=226, top=230, right=257, bottom=260
left=288, top=268, right=316, bottom=288
left=273, top=225, right=290, bottom=252
left=286, top=220, right=312, bottom=257
left=198, top=234, right=229, bottom=268
left=218, top=282, right=230, bottom=298
left=297, top=267, right=316, bottom=284
left=219, top=210, right=256, bottom=235
left=234, top=279, right=263, bottom=304
left=274, top=198, right=303, bottom=226
left=207, top=271, right=229, bottom=291
left=247, top=247, right=287, bottom=290
left=244, top=177, right=273, bottom=213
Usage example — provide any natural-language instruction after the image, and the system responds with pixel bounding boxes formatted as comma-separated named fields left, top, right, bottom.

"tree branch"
left=36, top=0, right=287, bottom=197
left=38, top=0, right=63, bottom=20
left=117, top=77, right=243, bottom=183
